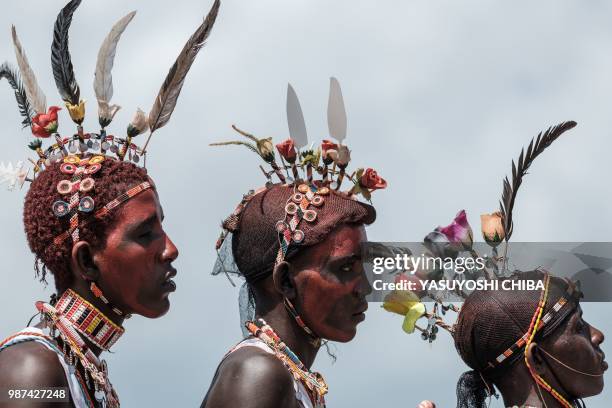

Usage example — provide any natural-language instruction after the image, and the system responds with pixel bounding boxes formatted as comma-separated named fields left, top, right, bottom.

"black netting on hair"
left=453, top=270, right=580, bottom=407
left=456, top=370, right=491, bottom=408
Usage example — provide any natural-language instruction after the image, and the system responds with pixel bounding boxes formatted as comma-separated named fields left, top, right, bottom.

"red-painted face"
left=541, top=306, right=607, bottom=398
left=92, top=189, right=179, bottom=318
left=290, top=224, right=371, bottom=342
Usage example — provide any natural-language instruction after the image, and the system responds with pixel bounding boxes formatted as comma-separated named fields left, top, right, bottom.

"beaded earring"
left=89, top=282, right=131, bottom=319
left=284, top=297, right=320, bottom=347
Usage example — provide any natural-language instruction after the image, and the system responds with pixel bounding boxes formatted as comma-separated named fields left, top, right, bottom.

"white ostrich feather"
left=11, top=26, right=47, bottom=114
left=94, top=11, right=137, bottom=122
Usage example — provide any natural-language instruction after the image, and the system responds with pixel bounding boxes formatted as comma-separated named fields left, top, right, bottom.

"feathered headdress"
left=211, top=78, right=388, bottom=264
left=381, top=121, right=578, bottom=342
left=1, top=0, right=221, bottom=190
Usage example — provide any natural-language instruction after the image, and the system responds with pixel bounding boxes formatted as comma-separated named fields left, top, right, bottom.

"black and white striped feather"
left=0, top=62, right=34, bottom=128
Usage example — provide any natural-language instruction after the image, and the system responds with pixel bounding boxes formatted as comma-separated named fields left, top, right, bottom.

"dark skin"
left=202, top=224, right=371, bottom=408
left=0, top=189, right=179, bottom=407
left=494, top=306, right=606, bottom=407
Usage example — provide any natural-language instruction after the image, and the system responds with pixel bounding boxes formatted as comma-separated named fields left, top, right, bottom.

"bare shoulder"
left=0, top=340, right=68, bottom=389
left=203, top=346, right=299, bottom=408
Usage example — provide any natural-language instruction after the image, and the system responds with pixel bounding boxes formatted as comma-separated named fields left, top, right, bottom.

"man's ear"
left=525, top=342, right=547, bottom=376
left=272, top=261, right=297, bottom=299
left=70, top=241, right=100, bottom=282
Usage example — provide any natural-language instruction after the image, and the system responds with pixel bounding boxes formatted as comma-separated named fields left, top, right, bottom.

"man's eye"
left=340, top=264, right=353, bottom=273
left=138, top=229, right=153, bottom=239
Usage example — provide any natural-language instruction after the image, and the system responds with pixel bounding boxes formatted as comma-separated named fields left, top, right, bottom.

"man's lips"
left=162, top=267, right=177, bottom=292
left=600, top=351, right=608, bottom=371
left=352, top=302, right=368, bottom=316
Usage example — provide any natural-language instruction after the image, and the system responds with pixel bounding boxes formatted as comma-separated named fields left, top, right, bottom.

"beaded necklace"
left=37, top=290, right=121, bottom=407
left=246, top=319, right=327, bottom=407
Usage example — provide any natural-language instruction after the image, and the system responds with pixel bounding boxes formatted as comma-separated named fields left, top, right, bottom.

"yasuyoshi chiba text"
left=372, top=279, right=545, bottom=292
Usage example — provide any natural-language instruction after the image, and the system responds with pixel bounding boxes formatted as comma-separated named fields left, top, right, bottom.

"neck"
left=496, top=364, right=573, bottom=408
left=257, top=301, right=320, bottom=368
left=58, top=285, right=126, bottom=357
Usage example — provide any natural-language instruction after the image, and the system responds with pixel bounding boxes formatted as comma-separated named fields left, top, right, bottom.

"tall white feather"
left=94, top=11, right=137, bottom=122
left=327, top=77, right=347, bottom=143
left=11, top=26, right=46, bottom=114
left=286, top=83, right=308, bottom=149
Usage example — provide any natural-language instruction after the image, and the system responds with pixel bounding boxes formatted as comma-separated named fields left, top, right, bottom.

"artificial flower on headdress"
left=65, top=100, right=86, bottom=124
left=321, top=139, right=338, bottom=164
left=257, top=137, right=275, bottom=163
left=0, top=161, right=28, bottom=190
left=276, top=138, right=297, bottom=162
left=333, top=144, right=351, bottom=168
left=97, top=100, right=121, bottom=127
left=300, top=145, right=320, bottom=167
left=127, top=108, right=149, bottom=137
left=382, top=280, right=426, bottom=334
left=31, top=106, right=61, bottom=138
left=349, top=167, right=387, bottom=201
left=435, top=209, right=473, bottom=252
left=481, top=211, right=505, bottom=247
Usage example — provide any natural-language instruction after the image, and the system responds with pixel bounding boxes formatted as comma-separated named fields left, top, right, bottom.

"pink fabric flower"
left=435, top=210, right=473, bottom=251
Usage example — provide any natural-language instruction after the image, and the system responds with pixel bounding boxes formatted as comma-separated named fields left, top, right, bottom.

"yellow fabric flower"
left=382, top=290, right=426, bottom=334
left=65, top=100, right=86, bottom=124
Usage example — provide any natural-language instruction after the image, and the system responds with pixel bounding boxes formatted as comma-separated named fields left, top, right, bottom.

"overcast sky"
left=1, top=1, right=611, bottom=407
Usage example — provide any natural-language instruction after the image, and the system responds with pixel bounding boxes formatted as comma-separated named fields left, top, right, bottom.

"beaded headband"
left=0, top=0, right=220, bottom=244
left=213, top=78, right=387, bottom=266
left=485, top=275, right=580, bottom=371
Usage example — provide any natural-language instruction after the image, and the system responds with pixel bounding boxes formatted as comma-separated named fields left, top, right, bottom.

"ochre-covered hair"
left=229, top=184, right=376, bottom=284
left=23, top=158, right=149, bottom=292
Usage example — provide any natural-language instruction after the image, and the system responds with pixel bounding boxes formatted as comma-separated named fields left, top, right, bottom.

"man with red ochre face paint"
left=0, top=1, right=220, bottom=406
left=202, top=107, right=388, bottom=407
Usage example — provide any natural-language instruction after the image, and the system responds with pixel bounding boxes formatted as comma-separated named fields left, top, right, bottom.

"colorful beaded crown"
left=0, top=0, right=220, bottom=244
left=213, top=78, right=388, bottom=265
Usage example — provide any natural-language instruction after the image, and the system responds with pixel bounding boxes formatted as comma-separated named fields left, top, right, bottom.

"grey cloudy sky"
left=1, top=0, right=611, bottom=407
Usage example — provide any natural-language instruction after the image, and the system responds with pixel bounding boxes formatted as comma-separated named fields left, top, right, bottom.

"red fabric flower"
left=32, top=106, right=61, bottom=138
left=276, top=138, right=297, bottom=163
left=321, top=140, right=338, bottom=152
left=360, top=168, right=387, bottom=190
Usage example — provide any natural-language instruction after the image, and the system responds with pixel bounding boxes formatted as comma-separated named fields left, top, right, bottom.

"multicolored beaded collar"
left=52, top=288, right=124, bottom=351
left=37, top=289, right=121, bottom=407
left=246, top=319, right=327, bottom=407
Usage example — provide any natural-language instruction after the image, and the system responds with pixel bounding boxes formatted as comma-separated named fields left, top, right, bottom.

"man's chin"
left=135, top=298, right=171, bottom=319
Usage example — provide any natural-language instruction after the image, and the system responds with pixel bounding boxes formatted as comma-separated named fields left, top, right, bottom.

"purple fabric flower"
left=435, top=210, right=473, bottom=251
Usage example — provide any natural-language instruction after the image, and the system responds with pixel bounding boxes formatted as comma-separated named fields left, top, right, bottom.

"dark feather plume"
left=148, top=0, right=220, bottom=134
left=51, top=0, right=81, bottom=105
left=499, top=121, right=577, bottom=241
left=0, top=62, right=34, bottom=128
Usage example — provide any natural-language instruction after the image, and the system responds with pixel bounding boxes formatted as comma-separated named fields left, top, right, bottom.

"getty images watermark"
left=361, top=242, right=612, bottom=302
left=370, top=252, right=544, bottom=292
